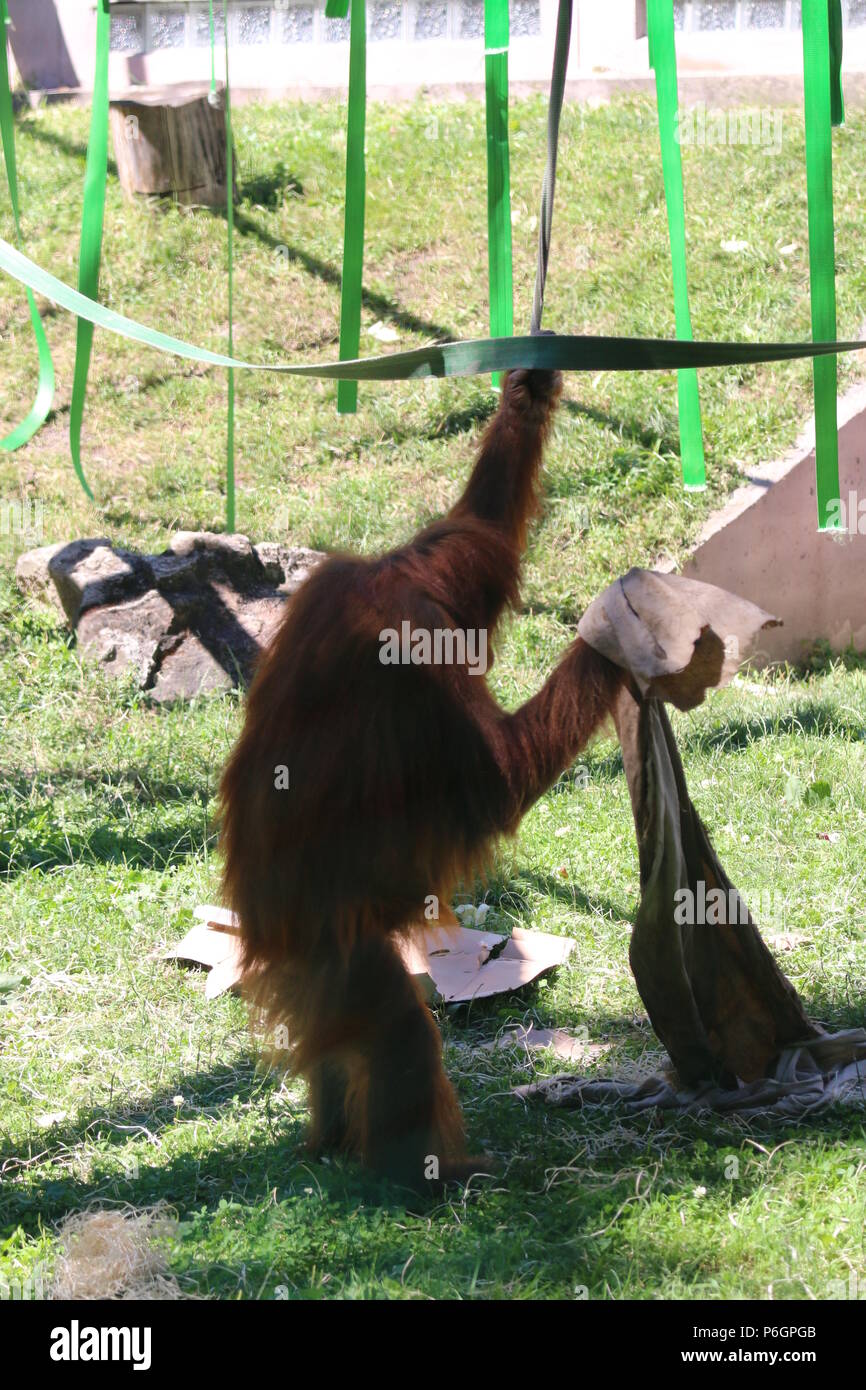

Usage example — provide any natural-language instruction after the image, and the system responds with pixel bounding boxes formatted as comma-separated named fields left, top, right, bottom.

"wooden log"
left=109, top=82, right=235, bottom=207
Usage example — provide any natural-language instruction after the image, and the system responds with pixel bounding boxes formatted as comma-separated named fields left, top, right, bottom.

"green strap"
left=330, top=0, right=366, bottom=414
left=4, top=234, right=866, bottom=381
left=829, top=0, right=844, bottom=128
left=0, top=0, right=54, bottom=451
left=69, top=0, right=110, bottom=502
left=222, top=0, right=235, bottom=532
left=484, top=0, right=513, bottom=387
left=803, top=0, right=842, bottom=530
left=648, top=0, right=705, bottom=491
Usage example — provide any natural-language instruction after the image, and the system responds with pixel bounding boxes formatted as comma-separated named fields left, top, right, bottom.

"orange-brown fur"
left=219, top=368, right=623, bottom=1187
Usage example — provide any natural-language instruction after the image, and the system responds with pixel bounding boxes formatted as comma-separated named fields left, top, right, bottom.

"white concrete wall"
left=6, top=0, right=563, bottom=92
left=575, top=0, right=637, bottom=72
left=7, top=0, right=93, bottom=90
left=6, top=0, right=635, bottom=94
left=8, top=0, right=866, bottom=95
left=684, top=383, right=866, bottom=664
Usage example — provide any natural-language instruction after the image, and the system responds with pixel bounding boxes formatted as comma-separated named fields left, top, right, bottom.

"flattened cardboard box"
left=168, top=905, right=574, bottom=1004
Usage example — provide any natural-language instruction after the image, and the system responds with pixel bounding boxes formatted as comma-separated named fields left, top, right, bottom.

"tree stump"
left=109, top=83, right=236, bottom=207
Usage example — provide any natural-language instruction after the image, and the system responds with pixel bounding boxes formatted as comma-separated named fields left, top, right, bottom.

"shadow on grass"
left=511, top=870, right=633, bottom=928
left=0, top=1056, right=493, bottom=1245
left=17, top=115, right=120, bottom=180
left=222, top=205, right=460, bottom=345
left=561, top=395, right=682, bottom=460
left=679, top=702, right=866, bottom=756
left=17, top=119, right=458, bottom=347
left=3, top=1037, right=865, bottom=1300
left=0, top=768, right=216, bottom=876
left=238, top=162, right=303, bottom=210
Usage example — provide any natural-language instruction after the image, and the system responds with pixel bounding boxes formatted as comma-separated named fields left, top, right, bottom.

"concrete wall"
left=5, top=0, right=636, bottom=95
left=6, top=0, right=88, bottom=89
left=684, top=384, right=866, bottom=665
left=10, top=1, right=866, bottom=96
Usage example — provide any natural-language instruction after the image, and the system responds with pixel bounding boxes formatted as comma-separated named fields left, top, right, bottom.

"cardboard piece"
left=436, top=926, right=574, bottom=1003
left=577, top=567, right=779, bottom=711
left=168, top=906, right=574, bottom=1005
left=165, top=905, right=243, bottom=1000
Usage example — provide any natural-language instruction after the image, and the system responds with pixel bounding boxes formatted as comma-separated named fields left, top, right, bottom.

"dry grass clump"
left=51, top=1206, right=184, bottom=1301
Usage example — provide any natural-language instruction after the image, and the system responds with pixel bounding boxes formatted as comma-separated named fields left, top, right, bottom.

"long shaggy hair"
left=219, top=368, right=623, bottom=1186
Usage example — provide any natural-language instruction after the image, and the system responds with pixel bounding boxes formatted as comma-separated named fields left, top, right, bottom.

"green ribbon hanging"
left=221, top=0, right=236, bottom=532
left=6, top=233, right=866, bottom=382
left=829, top=0, right=844, bottom=128
left=484, top=0, right=513, bottom=388
left=803, top=0, right=843, bottom=531
left=69, top=0, right=110, bottom=502
left=647, top=0, right=705, bottom=491
left=0, top=0, right=54, bottom=452
left=328, top=0, right=366, bottom=415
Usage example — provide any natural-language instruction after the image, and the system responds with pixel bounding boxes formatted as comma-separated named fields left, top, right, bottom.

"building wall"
left=7, top=0, right=866, bottom=94
left=7, top=0, right=635, bottom=92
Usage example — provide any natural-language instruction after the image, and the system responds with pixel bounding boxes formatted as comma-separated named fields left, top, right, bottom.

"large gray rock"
left=15, top=532, right=325, bottom=704
left=47, top=538, right=149, bottom=625
left=149, top=632, right=236, bottom=704
left=76, top=589, right=177, bottom=686
left=253, top=543, right=322, bottom=594
left=163, top=530, right=263, bottom=586
left=14, top=543, right=66, bottom=613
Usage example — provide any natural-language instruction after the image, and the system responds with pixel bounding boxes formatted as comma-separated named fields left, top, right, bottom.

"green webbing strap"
left=829, top=0, right=844, bottom=128
left=329, top=0, right=366, bottom=414
left=530, top=0, right=571, bottom=334
left=484, top=0, right=513, bottom=388
left=648, top=0, right=705, bottom=491
left=804, top=0, right=843, bottom=528
left=803, top=0, right=842, bottom=531
left=222, top=0, right=235, bottom=532
left=0, top=0, right=54, bottom=451
left=69, top=0, right=110, bottom=502
left=5, top=234, right=866, bottom=380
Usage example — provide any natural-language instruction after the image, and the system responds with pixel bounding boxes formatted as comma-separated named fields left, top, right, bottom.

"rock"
left=145, top=548, right=202, bottom=591
left=253, top=543, right=322, bottom=594
left=47, top=539, right=148, bottom=625
left=14, top=543, right=66, bottom=612
left=76, top=590, right=177, bottom=686
left=166, top=530, right=264, bottom=586
left=14, top=532, right=325, bottom=703
left=149, top=633, right=235, bottom=705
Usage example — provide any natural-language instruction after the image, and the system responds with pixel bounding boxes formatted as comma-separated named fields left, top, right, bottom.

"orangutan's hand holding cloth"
left=518, top=569, right=866, bottom=1117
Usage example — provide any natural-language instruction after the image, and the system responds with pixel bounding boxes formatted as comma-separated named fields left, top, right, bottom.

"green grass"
left=1, top=93, right=865, bottom=1301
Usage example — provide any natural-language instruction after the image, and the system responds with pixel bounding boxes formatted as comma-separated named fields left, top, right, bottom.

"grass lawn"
left=1, top=92, right=865, bottom=1301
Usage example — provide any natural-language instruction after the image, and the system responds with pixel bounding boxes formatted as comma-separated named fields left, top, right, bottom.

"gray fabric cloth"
left=518, top=569, right=866, bottom=1118
left=515, top=1029, right=866, bottom=1117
